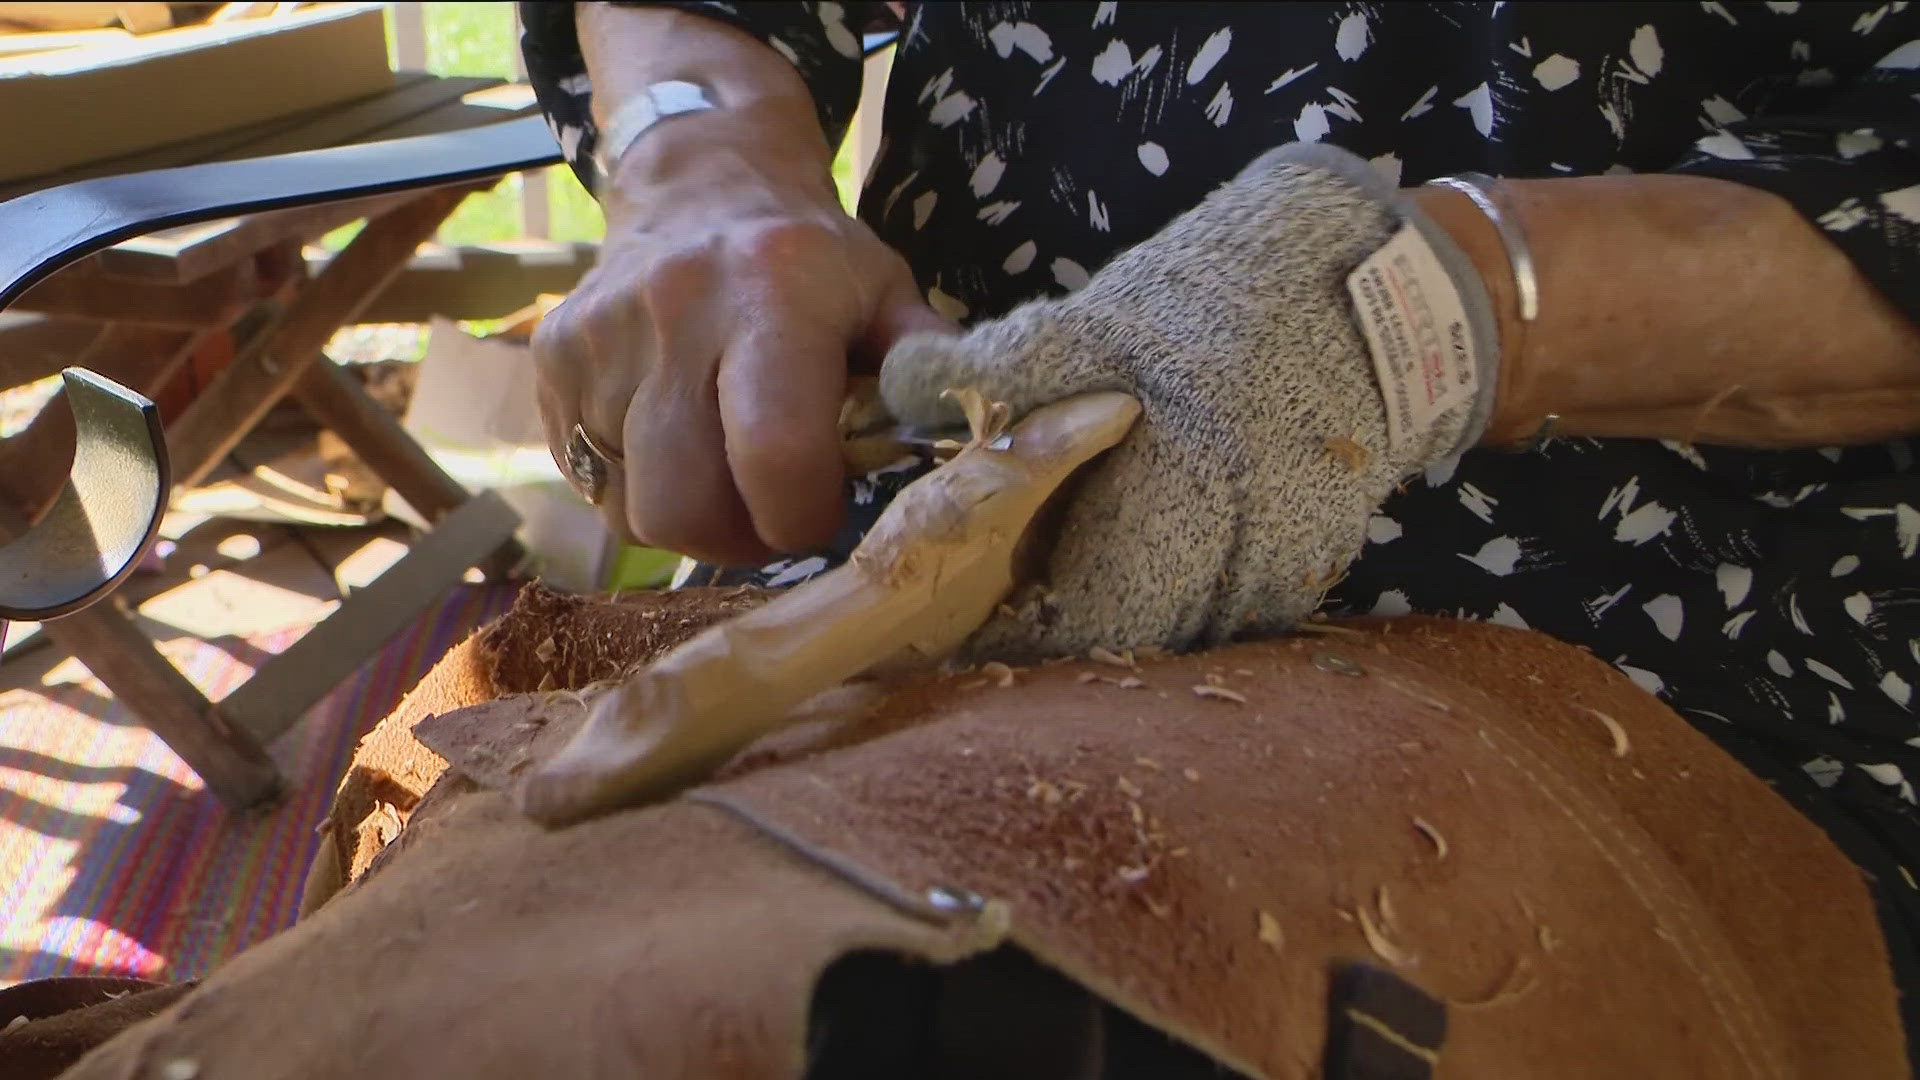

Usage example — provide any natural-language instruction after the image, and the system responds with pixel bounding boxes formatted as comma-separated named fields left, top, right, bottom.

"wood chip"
left=1323, top=434, right=1371, bottom=473
left=1089, top=646, right=1136, bottom=669
left=1134, top=756, right=1163, bottom=770
left=980, top=661, right=1016, bottom=688
left=1076, top=671, right=1103, bottom=683
left=536, top=670, right=557, bottom=692
left=1116, top=865, right=1151, bottom=884
left=1169, top=847, right=1190, bottom=858
left=4, top=1015, right=27, bottom=1033
left=1412, top=816, right=1449, bottom=860
left=1192, top=684, right=1247, bottom=704
left=1183, top=767, right=1201, bottom=782
left=1027, top=779, right=1064, bottom=804
left=1356, top=902, right=1417, bottom=968
left=1117, top=775, right=1143, bottom=798
left=533, top=636, right=558, bottom=663
left=1538, top=924, right=1560, bottom=953
left=1257, top=910, right=1285, bottom=950
left=1583, top=705, right=1630, bottom=757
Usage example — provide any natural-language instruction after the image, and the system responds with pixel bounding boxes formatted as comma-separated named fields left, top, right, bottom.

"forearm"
left=1412, top=176, right=1920, bottom=448
left=576, top=3, right=841, bottom=223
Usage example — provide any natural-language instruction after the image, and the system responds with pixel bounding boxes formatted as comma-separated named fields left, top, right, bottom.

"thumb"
left=879, top=306, right=1097, bottom=428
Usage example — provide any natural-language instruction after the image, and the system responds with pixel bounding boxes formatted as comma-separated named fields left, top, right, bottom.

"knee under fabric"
left=78, top=591, right=1904, bottom=1079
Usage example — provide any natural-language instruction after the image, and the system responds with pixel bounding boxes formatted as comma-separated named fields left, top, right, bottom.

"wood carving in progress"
left=500, top=389, right=1142, bottom=826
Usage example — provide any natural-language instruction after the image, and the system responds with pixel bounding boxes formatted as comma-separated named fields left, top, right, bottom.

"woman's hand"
left=880, top=143, right=1502, bottom=659
left=535, top=158, right=945, bottom=565
left=535, top=4, right=951, bottom=566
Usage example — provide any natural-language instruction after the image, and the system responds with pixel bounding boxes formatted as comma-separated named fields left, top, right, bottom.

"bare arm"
left=1413, top=177, right=1920, bottom=449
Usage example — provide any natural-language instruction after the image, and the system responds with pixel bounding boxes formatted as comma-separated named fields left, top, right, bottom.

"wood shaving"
left=1116, top=865, right=1151, bottom=885
left=1134, top=645, right=1168, bottom=660
left=536, top=670, right=557, bottom=692
left=1117, top=775, right=1144, bottom=798
left=1027, top=779, right=1064, bottom=805
left=980, top=662, right=1016, bottom=688
left=1538, top=924, right=1560, bottom=953
left=1356, top=902, right=1417, bottom=968
left=533, top=636, right=558, bottom=663
left=1234, top=668, right=1255, bottom=677
left=1134, top=756, right=1163, bottom=770
left=1323, top=434, right=1371, bottom=473
left=1128, top=801, right=1145, bottom=826
left=1076, top=671, right=1103, bottom=684
left=4, top=1015, right=27, bottom=1033
left=1583, top=705, right=1630, bottom=757
left=1146, top=897, right=1174, bottom=919
left=1451, top=954, right=1538, bottom=1012
left=1078, top=672, right=1146, bottom=689
left=997, top=603, right=1019, bottom=618
left=1192, top=684, right=1247, bottom=704
left=1257, top=910, right=1285, bottom=950
left=940, top=387, right=1011, bottom=447
left=1183, top=768, right=1201, bottom=782
left=1089, top=646, right=1137, bottom=669
left=1376, top=885, right=1397, bottom=930
left=1204, top=672, right=1225, bottom=686
left=1412, top=817, right=1449, bottom=860
left=1294, top=621, right=1366, bottom=639
left=1170, top=847, right=1190, bottom=858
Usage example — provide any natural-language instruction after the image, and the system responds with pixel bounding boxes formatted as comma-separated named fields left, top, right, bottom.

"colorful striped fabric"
left=0, top=582, right=517, bottom=987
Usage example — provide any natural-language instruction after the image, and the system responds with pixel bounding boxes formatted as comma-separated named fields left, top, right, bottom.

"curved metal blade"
left=0, top=368, right=168, bottom=620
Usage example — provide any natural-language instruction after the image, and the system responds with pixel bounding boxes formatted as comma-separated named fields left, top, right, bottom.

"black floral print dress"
left=521, top=0, right=1920, bottom=1053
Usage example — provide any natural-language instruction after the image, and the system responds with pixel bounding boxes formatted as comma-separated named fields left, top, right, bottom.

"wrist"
left=599, top=101, right=842, bottom=226
left=1403, top=184, right=1539, bottom=446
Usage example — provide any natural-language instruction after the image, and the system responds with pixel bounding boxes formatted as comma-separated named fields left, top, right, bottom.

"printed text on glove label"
left=1346, top=225, right=1478, bottom=452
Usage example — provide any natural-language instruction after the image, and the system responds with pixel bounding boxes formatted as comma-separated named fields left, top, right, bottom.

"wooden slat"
left=0, top=72, right=490, bottom=199
left=90, top=190, right=416, bottom=284
left=165, top=185, right=473, bottom=489
left=11, top=259, right=256, bottom=326
left=291, top=355, right=470, bottom=523
left=390, top=0, right=426, bottom=72
left=218, top=488, right=520, bottom=744
left=324, top=240, right=596, bottom=324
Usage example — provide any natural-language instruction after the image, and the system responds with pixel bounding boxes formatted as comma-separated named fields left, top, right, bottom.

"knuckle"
left=729, top=219, right=841, bottom=270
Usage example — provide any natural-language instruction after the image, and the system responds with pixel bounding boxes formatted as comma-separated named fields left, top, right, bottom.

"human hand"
left=534, top=117, right=951, bottom=566
left=880, top=143, right=1502, bottom=659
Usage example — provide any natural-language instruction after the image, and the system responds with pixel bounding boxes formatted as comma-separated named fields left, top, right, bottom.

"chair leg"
left=165, top=185, right=476, bottom=490
left=37, top=601, right=283, bottom=809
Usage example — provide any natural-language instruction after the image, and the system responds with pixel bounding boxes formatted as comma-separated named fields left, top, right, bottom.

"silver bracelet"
left=594, top=79, right=717, bottom=174
left=1424, top=172, right=1538, bottom=323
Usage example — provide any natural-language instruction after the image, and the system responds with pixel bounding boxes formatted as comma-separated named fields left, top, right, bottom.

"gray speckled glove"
left=880, top=143, right=1500, bottom=660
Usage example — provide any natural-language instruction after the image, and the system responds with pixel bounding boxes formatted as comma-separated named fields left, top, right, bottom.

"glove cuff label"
left=1345, top=224, right=1481, bottom=453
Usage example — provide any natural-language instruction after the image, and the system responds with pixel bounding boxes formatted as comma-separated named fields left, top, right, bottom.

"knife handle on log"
left=517, top=390, right=1142, bottom=827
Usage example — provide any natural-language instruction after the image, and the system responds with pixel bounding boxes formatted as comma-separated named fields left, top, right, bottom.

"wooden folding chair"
left=0, top=112, right=564, bottom=808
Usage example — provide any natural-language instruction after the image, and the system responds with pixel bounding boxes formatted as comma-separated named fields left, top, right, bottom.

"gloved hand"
left=880, top=143, right=1501, bottom=660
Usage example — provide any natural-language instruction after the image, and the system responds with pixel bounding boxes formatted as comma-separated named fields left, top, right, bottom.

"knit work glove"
left=880, top=143, right=1501, bottom=660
